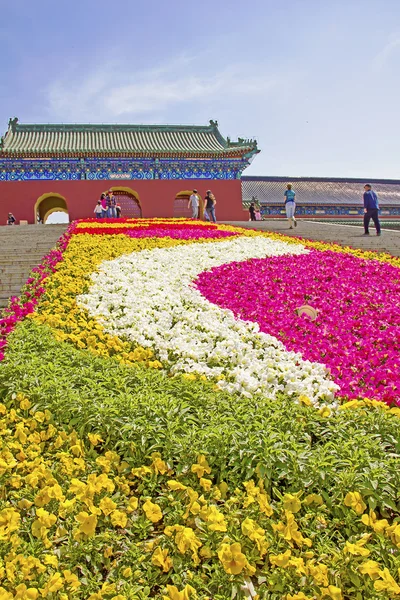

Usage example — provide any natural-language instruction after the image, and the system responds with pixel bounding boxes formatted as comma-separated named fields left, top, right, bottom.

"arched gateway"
left=34, top=193, right=69, bottom=224
left=0, top=119, right=259, bottom=223
left=103, top=187, right=142, bottom=218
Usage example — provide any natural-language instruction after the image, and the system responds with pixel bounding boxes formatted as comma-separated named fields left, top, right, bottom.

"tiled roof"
left=0, top=118, right=259, bottom=158
left=242, top=176, right=400, bottom=206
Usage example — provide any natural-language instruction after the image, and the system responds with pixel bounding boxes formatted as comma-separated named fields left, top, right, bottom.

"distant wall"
left=0, top=179, right=244, bottom=224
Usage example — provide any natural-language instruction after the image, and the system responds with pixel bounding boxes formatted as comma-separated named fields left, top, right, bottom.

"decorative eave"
left=0, top=118, right=259, bottom=161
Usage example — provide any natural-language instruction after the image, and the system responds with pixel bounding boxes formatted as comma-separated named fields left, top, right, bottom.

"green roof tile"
left=0, top=118, right=259, bottom=158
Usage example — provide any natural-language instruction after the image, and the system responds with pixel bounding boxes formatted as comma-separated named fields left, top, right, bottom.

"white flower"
left=78, top=236, right=339, bottom=406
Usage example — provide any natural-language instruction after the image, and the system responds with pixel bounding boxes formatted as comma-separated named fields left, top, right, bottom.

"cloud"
left=46, top=55, right=281, bottom=122
left=372, top=36, right=400, bottom=71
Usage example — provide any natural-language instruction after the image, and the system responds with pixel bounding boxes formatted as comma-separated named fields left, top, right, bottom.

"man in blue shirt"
left=363, top=184, right=381, bottom=236
left=284, top=184, right=297, bottom=228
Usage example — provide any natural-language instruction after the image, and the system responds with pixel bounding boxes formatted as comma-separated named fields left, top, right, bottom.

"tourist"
left=94, top=200, right=103, bottom=219
left=6, top=212, right=16, bottom=225
left=188, top=189, right=199, bottom=219
left=284, top=183, right=297, bottom=229
left=249, top=202, right=256, bottom=221
left=363, top=184, right=381, bottom=236
left=116, top=203, right=122, bottom=218
left=108, top=190, right=117, bottom=218
left=255, top=206, right=262, bottom=221
left=100, top=194, right=108, bottom=218
left=204, top=190, right=217, bottom=223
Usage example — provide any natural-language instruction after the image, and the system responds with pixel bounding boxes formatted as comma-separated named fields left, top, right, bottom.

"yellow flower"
left=304, top=493, right=323, bottom=506
left=163, top=584, right=196, bottom=600
left=287, top=593, right=313, bottom=600
left=43, top=555, right=58, bottom=567
left=361, top=510, right=389, bottom=534
left=152, top=547, right=173, bottom=572
left=191, top=455, right=211, bottom=478
left=126, top=496, right=139, bottom=512
left=299, top=395, right=312, bottom=406
left=308, top=561, right=329, bottom=586
left=199, top=478, right=212, bottom=491
left=272, top=511, right=311, bottom=547
left=201, top=505, right=227, bottom=532
left=374, top=568, right=400, bottom=595
left=283, top=493, right=302, bottom=513
left=99, top=497, right=117, bottom=516
left=385, top=522, right=400, bottom=547
left=344, top=491, right=366, bottom=515
left=39, top=572, right=64, bottom=596
left=88, top=433, right=104, bottom=446
left=241, top=517, right=268, bottom=557
left=344, top=541, right=370, bottom=556
left=75, top=511, right=97, bottom=536
left=218, top=542, right=247, bottom=575
left=14, top=584, right=39, bottom=599
left=175, top=526, right=202, bottom=556
left=19, top=398, right=32, bottom=410
left=111, top=510, right=128, bottom=528
left=63, top=570, right=81, bottom=590
left=167, top=480, right=187, bottom=491
left=151, top=452, right=169, bottom=475
left=321, top=585, right=343, bottom=600
left=359, top=560, right=381, bottom=580
left=143, top=499, right=163, bottom=523
left=269, top=550, right=291, bottom=568
left=0, top=588, right=13, bottom=600
left=0, top=507, right=20, bottom=540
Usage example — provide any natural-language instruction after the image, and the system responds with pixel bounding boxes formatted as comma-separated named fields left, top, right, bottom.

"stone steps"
left=0, top=224, right=67, bottom=309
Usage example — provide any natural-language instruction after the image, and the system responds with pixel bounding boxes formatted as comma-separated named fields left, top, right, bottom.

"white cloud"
left=372, top=36, right=400, bottom=71
left=46, top=55, right=281, bottom=122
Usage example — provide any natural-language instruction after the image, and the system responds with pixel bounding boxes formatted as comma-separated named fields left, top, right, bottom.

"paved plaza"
left=225, top=219, right=400, bottom=257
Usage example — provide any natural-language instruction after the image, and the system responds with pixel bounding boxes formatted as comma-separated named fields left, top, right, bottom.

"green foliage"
left=2, top=319, right=400, bottom=513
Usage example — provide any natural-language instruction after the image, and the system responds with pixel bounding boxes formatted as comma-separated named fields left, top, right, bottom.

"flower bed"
left=196, top=249, right=400, bottom=405
left=1, top=219, right=400, bottom=599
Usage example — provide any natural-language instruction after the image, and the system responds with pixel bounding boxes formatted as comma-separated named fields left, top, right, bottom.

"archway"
left=102, top=187, right=142, bottom=218
left=174, top=190, right=204, bottom=219
left=34, top=193, right=69, bottom=224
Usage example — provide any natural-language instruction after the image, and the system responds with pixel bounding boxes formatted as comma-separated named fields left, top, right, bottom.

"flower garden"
left=1, top=218, right=400, bottom=599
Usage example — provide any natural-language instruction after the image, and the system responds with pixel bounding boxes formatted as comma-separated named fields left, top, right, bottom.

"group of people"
left=264, top=182, right=381, bottom=235
left=94, top=190, right=122, bottom=219
left=188, top=189, right=217, bottom=222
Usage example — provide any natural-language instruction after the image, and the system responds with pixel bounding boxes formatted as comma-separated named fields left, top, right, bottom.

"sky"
left=1, top=0, right=400, bottom=179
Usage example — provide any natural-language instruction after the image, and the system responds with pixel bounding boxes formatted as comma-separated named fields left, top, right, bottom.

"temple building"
left=0, top=118, right=259, bottom=224
left=242, top=176, right=400, bottom=219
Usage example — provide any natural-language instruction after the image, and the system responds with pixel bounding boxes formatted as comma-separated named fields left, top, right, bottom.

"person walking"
left=284, top=184, right=297, bottom=229
left=255, top=205, right=262, bottom=221
left=363, top=184, right=381, bottom=236
left=94, top=200, right=103, bottom=219
left=204, top=190, right=217, bottom=223
left=6, top=212, right=16, bottom=225
left=116, top=203, right=122, bottom=218
left=249, top=202, right=256, bottom=221
left=188, top=189, right=199, bottom=219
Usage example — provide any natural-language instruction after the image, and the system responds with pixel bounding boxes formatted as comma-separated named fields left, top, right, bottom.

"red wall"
left=0, top=179, right=246, bottom=224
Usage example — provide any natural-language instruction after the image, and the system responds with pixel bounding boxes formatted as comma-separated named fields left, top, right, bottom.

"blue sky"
left=1, top=0, right=399, bottom=178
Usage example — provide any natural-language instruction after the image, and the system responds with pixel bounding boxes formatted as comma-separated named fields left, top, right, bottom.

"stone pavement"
left=224, top=220, right=400, bottom=257
left=0, top=224, right=67, bottom=310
